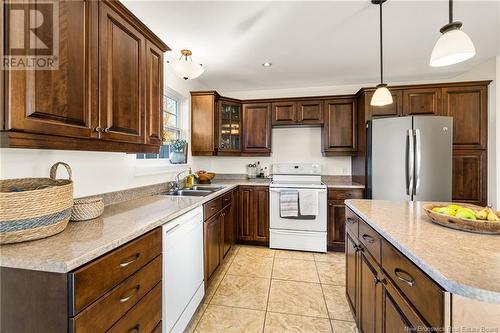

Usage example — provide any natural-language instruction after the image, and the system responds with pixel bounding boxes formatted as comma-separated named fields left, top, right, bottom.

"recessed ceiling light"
left=262, top=62, right=272, bottom=68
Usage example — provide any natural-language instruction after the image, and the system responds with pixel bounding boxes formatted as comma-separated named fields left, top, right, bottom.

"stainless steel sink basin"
left=162, top=186, right=223, bottom=197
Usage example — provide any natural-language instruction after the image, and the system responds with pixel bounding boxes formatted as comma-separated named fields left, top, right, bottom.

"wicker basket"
left=0, top=162, right=74, bottom=244
left=70, top=197, right=104, bottom=221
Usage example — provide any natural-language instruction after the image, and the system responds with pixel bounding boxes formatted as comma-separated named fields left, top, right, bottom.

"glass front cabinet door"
left=218, top=101, right=242, bottom=154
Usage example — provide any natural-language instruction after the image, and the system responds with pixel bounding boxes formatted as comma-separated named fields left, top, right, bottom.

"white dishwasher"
left=163, top=206, right=204, bottom=333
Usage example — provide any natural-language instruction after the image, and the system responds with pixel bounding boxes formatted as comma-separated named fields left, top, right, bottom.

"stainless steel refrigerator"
left=366, top=116, right=453, bottom=202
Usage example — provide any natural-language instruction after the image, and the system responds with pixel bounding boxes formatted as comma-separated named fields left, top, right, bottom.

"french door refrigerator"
left=366, top=116, right=453, bottom=202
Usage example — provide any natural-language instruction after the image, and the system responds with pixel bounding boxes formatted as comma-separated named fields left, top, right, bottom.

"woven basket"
left=70, top=197, right=104, bottom=221
left=0, top=162, right=74, bottom=244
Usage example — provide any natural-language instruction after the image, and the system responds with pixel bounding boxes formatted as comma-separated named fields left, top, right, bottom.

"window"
left=137, top=93, right=182, bottom=160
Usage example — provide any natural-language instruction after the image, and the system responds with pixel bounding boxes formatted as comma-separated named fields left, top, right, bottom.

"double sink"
left=162, top=186, right=224, bottom=197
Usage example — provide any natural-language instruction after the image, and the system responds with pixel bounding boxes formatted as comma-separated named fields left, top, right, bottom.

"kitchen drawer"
left=328, top=189, right=364, bottom=201
left=345, top=207, right=359, bottom=236
left=382, top=240, right=446, bottom=328
left=221, top=191, right=233, bottom=208
left=69, top=228, right=162, bottom=315
left=107, top=282, right=162, bottom=333
left=358, top=218, right=382, bottom=264
left=69, top=256, right=161, bottom=332
left=204, top=197, right=222, bottom=221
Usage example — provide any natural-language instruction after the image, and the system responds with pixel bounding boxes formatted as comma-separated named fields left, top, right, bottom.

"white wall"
left=0, top=72, right=201, bottom=198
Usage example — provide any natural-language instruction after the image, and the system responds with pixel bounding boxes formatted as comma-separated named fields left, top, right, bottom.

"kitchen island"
left=345, top=199, right=500, bottom=332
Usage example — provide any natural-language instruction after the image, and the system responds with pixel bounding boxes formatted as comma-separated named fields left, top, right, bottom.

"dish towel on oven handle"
left=299, top=190, right=319, bottom=216
left=279, top=190, right=299, bottom=217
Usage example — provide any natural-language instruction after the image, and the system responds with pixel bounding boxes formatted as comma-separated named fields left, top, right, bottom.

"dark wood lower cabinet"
left=0, top=228, right=163, bottom=333
left=204, top=212, right=222, bottom=283
left=346, top=207, right=447, bottom=333
left=237, top=186, right=269, bottom=245
left=327, top=189, right=364, bottom=251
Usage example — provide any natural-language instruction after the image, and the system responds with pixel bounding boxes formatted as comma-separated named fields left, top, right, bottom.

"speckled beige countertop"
left=0, top=184, right=238, bottom=273
left=321, top=176, right=365, bottom=189
left=346, top=199, right=500, bottom=303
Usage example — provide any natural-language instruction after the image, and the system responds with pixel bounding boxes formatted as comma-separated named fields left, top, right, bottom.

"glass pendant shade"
left=170, top=59, right=204, bottom=80
left=430, top=28, right=476, bottom=67
left=371, top=84, right=393, bottom=106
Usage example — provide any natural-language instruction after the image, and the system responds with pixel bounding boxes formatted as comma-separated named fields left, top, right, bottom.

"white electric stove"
left=269, top=163, right=327, bottom=252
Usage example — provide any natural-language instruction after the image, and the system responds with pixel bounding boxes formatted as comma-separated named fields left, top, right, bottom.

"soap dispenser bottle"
left=186, top=168, right=195, bottom=188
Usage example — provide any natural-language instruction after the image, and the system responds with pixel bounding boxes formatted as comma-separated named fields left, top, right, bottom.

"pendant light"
left=169, top=49, right=205, bottom=80
left=430, top=0, right=476, bottom=67
left=371, top=0, right=393, bottom=107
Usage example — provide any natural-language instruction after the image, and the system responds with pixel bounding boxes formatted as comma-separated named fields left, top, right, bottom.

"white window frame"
left=135, top=88, right=190, bottom=175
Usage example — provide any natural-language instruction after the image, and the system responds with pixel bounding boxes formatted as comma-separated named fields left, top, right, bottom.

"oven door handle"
left=269, top=188, right=327, bottom=193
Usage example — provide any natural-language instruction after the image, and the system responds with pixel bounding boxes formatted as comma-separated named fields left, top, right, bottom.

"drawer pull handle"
left=346, top=218, right=356, bottom=225
left=211, top=206, right=216, bottom=210
left=128, top=324, right=140, bottom=333
left=394, top=268, right=415, bottom=287
left=362, top=234, right=375, bottom=244
left=373, top=276, right=380, bottom=285
left=119, top=285, right=140, bottom=303
left=120, top=253, right=140, bottom=267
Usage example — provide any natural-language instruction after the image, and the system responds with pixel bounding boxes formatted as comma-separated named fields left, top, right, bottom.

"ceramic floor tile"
left=185, top=303, right=208, bottom=333
left=195, top=305, right=265, bottom=333
left=264, top=312, right=332, bottom=333
left=238, top=245, right=276, bottom=258
left=316, top=261, right=346, bottom=285
left=272, top=258, right=319, bottom=283
left=211, top=274, right=270, bottom=310
left=203, top=268, right=225, bottom=304
left=322, top=284, right=355, bottom=321
left=314, top=252, right=346, bottom=263
left=330, top=320, right=359, bottom=333
left=267, top=280, right=328, bottom=318
left=226, top=253, right=274, bottom=278
left=275, top=249, right=315, bottom=261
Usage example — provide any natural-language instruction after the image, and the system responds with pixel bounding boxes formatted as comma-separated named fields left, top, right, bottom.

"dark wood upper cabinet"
left=2, top=0, right=168, bottom=153
left=452, top=149, right=487, bottom=206
left=145, top=41, right=164, bottom=146
left=322, top=98, right=357, bottom=156
left=218, top=100, right=242, bottom=155
left=297, top=100, right=323, bottom=125
left=442, top=85, right=487, bottom=150
left=99, top=2, right=146, bottom=144
left=4, top=0, right=96, bottom=139
left=272, top=102, right=297, bottom=125
left=191, top=92, right=219, bottom=156
left=242, top=103, right=272, bottom=155
left=365, top=90, right=403, bottom=119
left=402, top=88, right=441, bottom=116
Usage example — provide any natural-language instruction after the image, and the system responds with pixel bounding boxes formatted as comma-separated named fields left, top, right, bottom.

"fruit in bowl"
left=431, top=204, right=499, bottom=221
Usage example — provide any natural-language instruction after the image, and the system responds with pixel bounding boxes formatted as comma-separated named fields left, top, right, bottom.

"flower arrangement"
left=170, top=139, right=187, bottom=152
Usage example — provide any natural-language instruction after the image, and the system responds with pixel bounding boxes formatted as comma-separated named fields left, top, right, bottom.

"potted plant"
left=169, top=139, right=187, bottom=164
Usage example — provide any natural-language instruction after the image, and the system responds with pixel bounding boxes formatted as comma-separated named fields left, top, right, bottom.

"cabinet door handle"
left=94, top=127, right=103, bottom=132
left=373, top=276, right=380, bottom=285
left=119, top=253, right=140, bottom=267
left=103, top=127, right=110, bottom=133
left=119, top=285, right=140, bottom=303
left=394, top=268, right=416, bottom=287
left=346, top=218, right=356, bottom=225
left=362, top=234, right=375, bottom=244
left=128, top=325, right=140, bottom=333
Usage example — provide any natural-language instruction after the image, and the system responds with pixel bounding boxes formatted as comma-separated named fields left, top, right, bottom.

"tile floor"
left=185, top=245, right=358, bottom=333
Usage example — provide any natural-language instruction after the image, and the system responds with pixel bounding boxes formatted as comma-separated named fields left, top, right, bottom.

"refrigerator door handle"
left=405, top=129, right=414, bottom=196
left=413, top=129, right=422, bottom=195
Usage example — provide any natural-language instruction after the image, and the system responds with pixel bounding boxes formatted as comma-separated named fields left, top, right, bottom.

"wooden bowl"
left=196, top=171, right=216, bottom=184
left=422, top=203, right=500, bottom=235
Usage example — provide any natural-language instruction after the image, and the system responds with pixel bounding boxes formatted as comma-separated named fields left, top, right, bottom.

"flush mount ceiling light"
left=371, top=0, right=393, bottom=107
left=262, top=62, right=272, bottom=68
left=430, top=0, right=476, bottom=67
left=169, top=49, right=204, bottom=80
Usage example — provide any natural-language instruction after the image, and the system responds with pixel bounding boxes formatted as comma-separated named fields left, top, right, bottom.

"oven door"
left=269, top=187, right=327, bottom=232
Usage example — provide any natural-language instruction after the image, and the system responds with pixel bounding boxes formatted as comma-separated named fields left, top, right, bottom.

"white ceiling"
left=123, top=1, right=500, bottom=91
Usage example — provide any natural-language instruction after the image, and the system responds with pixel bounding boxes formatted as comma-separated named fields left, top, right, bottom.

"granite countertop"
left=346, top=199, right=500, bottom=303
left=0, top=184, right=238, bottom=273
left=321, top=176, right=365, bottom=189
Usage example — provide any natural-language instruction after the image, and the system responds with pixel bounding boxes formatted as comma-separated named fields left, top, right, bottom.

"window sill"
left=134, top=160, right=190, bottom=176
